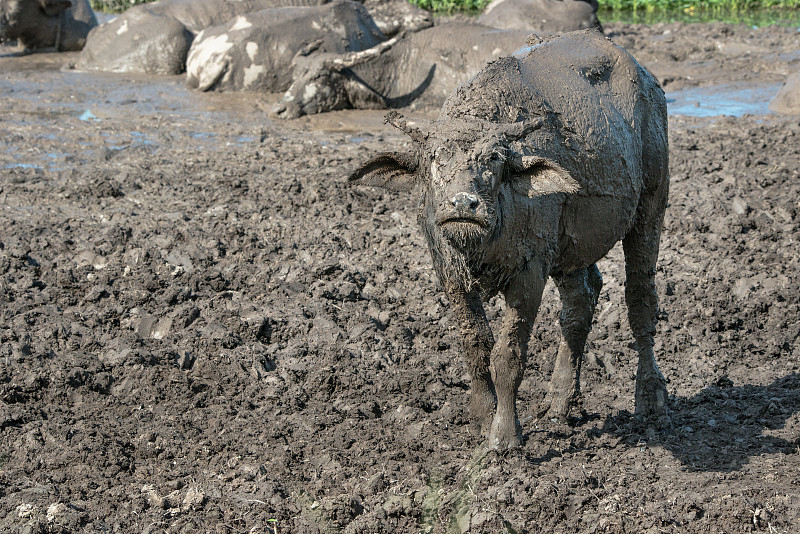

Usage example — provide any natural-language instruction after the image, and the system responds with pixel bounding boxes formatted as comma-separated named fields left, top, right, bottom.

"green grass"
left=600, top=0, right=799, bottom=10
left=599, top=5, right=800, bottom=24
left=411, top=0, right=800, bottom=13
left=411, top=0, right=492, bottom=14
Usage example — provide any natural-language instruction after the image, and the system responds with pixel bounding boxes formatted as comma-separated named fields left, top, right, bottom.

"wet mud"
left=1, top=22, right=800, bottom=533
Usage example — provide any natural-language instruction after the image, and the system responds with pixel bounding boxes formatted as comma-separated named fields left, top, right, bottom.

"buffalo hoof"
left=538, top=390, right=580, bottom=424
left=468, top=389, right=497, bottom=437
left=634, top=351, right=670, bottom=425
left=488, top=416, right=523, bottom=450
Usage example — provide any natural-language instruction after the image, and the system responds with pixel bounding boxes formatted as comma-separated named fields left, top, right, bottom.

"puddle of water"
left=3, top=162, right=43, bottom=170
left=666, top=82, right=781, bottom=117
left=78, top=110, right=99, bottom=122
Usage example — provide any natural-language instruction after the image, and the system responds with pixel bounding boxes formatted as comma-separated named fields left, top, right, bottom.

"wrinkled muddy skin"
left=272, top=22, right=531, bottom=118
left=2, top=20, right=800, bottom=534
left=186, top=2, right=385, bottom=93
left=0, top=0, right=96, bottom=51
left=349, top=30, right=669, bottom=449
left=478, top=0, right=600, bottom=33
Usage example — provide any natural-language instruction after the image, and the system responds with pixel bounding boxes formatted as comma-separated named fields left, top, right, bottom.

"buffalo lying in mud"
left=0, top=0, right=97, bottom=52
left=349, top=30, right=670, bottom=450
left=478, top=0, right=601, bottom=33
left=75, top=0, right=429, bottom=75
left=271, top=22, right=531, bottom=119
left=770, top=72, right=800, bottom=115
left=186, top=2, right=385, bottom=93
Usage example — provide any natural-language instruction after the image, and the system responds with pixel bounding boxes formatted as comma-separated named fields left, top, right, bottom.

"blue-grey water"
left=666, top=82, right=781, bottom=117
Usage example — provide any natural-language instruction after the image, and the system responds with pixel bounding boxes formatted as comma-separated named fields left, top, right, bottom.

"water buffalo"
left=271, top=22, right=531, bottom=119
left=186, top=2, right=385, bottom=93
left=478, top=0, right=601, bottom=33
left=770, top=72, right=800, bottom=115
left=0, top=0, right=97, bottom=52
left=349, top=30, right=670, bottom=450
left=76, top=0, right=429, bottom=75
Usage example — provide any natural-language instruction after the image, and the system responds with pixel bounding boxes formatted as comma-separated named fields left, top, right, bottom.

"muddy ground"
left=1, top=21, right=800, bottom=533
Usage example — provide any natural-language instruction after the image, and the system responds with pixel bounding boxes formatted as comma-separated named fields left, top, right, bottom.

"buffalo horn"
left=322, top=32, right=405, bottom=71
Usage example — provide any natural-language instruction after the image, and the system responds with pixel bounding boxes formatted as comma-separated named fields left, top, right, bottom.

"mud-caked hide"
left=76, top=6, right=192, bottom=75
left=0, top=0, right=97, bottom=51
left=770, top=72, right=800, bottom=115
left=186, top=2, right=385, bottom=93
left=478, top=0, right=600, bottom=33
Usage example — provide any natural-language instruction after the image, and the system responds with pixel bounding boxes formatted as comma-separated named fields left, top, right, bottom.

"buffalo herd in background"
left=2, top=0, right=606, bottom=116
left=2, top=0, right=798, bottom=116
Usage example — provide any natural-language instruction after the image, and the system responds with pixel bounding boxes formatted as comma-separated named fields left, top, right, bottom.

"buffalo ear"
left=39, top=0, right=72, bottom=17
left=348, top=152, right=419, bottom=193
left=508, top=155, right=580, bottom=197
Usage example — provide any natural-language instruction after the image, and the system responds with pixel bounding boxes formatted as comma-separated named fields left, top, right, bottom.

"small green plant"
left=410, top=0, right=493, bottom=15
left=90, top=0, right=155, bottom=13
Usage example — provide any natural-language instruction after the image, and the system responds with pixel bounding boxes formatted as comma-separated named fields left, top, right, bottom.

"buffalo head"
left=270, top=34, right=404, bottom=120
left=349, top=111, right=579, bottom=250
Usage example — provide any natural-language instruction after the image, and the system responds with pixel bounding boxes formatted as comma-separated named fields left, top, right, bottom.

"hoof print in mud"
left=351, top=30, right=670, bottom=450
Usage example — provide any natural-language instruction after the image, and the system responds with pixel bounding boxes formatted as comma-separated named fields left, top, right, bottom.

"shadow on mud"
left=602, top=373, right=800, bottom=472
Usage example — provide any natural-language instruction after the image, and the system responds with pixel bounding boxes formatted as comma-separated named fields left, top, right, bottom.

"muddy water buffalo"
left=271, top=23, right=531, bottom=118
left=186, top=2, right=385, bottom=93
left=349, top=30, right=670, bottom=450
left=478, top=0, right=600, bottom=33
left=770, top=72, right=800, bottom=115
left=0, top=0, right=97, bottom=51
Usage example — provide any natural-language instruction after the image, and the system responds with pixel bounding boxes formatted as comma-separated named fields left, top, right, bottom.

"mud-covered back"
left=440, top=30, right=664, bottom=196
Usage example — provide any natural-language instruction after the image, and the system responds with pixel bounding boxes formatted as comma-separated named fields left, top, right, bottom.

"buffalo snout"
left=451, top=192, right=480, bottom=211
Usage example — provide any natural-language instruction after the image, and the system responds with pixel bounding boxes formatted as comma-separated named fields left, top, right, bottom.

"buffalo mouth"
left=437, top=216, right=489, bottom=244
left=436, top=215, right=487, bottom=228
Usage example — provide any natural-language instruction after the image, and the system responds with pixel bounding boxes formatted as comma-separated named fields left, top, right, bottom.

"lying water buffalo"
left=186, top=2, right=384, bottom=93
left=770, top=72, right=800, bottom=115
left=0, top=0, right=97, bottom=51
left=349, top=30, right=670, bottom=450
left=76, top=0, right=293, bottom=74
left=271, top=22, right=531, bottom=118
left=478, top=0, right=601, bottom=33
left=76, top=0, right=428, bottom=75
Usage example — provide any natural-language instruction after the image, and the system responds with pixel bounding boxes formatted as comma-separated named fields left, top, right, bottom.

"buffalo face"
left=270, top=53, right=351, bottom=119
left=425, top=137, right=507, bottom=249
left=350, top=112, right=579, bottom=252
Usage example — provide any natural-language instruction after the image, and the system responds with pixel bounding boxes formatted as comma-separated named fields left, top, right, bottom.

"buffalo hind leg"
left=488, top=273, right=546, bottom=450
left=542, top=265, right=602, bottom=422
left=623, top=183, right=670, bottom=421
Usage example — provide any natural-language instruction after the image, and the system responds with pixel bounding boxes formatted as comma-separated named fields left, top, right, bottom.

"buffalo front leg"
left=488, top=274, right=545, bottom=450
left=623, top=180, right=670, bottom=421
left=543, top=264, right=603, bottom=422
left=449, top=289, right=497, bottom=436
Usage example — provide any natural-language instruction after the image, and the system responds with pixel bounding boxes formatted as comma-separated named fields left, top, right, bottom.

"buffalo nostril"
left=451, top=192, right=479, bottom=210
